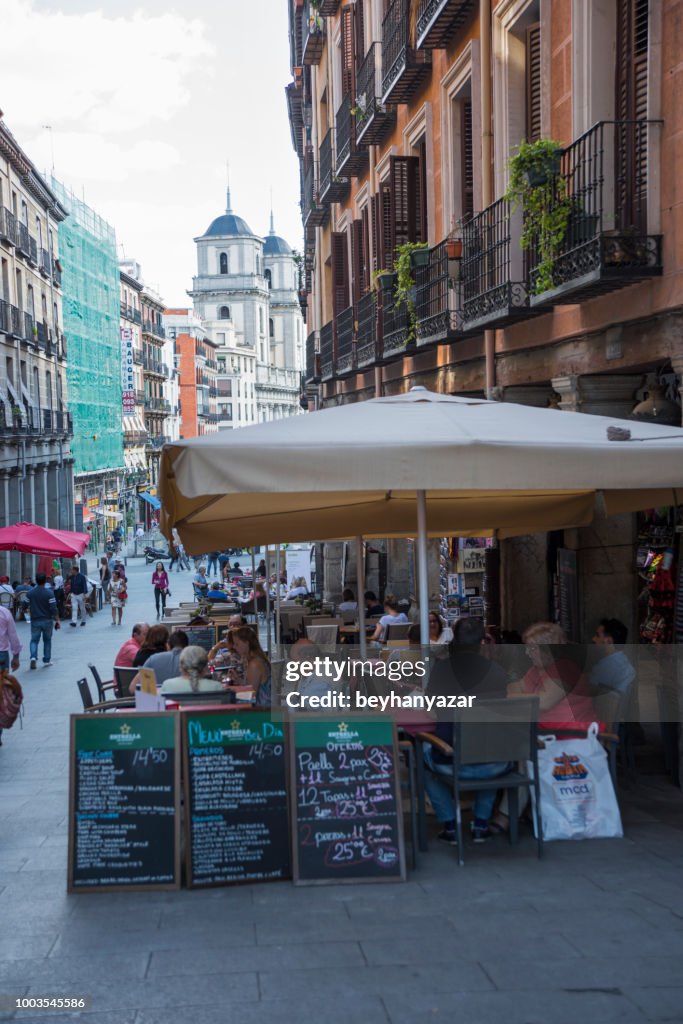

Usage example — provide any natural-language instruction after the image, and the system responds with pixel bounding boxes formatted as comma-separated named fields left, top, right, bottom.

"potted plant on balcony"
left=505, top=138, right=572, bottom=295
left=394, top=242, right=429, bottom=346
left=372, top=268, right=397, bottom=295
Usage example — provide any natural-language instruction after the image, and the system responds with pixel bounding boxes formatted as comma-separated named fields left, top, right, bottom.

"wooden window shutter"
left=617, top=0, right=648, bottom=121
left=351, top=219, right=364, bottom=307
left=379, top=179, right=394, bottom=269
left=341, top=5, right=356, bottom=98
left=331, top=231, right=349, bottom=317
left=461, top=99, right=474, bottom=219
left=361, top=204, right=371, bottom=293
left=355, top=0, right=366, bottom=72
left=526, top=23, right=542, bottom=143
left=390, top=155, right=423, bottom=251
left=371, top=193, right=380, bottom=273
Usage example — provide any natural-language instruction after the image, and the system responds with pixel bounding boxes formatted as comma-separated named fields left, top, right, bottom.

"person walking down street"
left=207, top=551, right=220, bottom=576
left=27, top=573, right=60, bottom=669
left=152, top=562, right=170, bottom=620
left=99, top=557, right=111, bottom=603
left=108, top=569, right=128, bottom=626
left=69, top=565, right=89, bottom=628
left=0, top=602, right=22, bottom=745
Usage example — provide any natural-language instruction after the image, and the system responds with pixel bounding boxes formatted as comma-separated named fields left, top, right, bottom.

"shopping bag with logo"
left=529, top=723, right=623, bottom=840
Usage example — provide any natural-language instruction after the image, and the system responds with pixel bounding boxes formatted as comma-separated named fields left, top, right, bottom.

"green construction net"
left=51, top=179, right=124, bottom=476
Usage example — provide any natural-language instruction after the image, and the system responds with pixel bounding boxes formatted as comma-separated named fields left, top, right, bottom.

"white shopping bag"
left=529, top=724, right=623, bottom=841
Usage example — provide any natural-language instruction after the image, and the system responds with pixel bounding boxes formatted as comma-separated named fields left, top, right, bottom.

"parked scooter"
left=144, top=544, right=168, bottom=564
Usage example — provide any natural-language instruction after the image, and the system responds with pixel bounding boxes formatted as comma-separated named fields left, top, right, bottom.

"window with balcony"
left=373, top=154, right=427, bottom=273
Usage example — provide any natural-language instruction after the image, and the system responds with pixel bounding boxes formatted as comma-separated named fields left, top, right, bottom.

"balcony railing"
left=356, top=291, right=379, bottom=368
left=415, top=241, right=462, bottom=346
left=319, top=320, right=334, bottom=381
left=334, top=305, right=356, bottom=376
left=143, top=319, right=165, bottom=339
left=24, top=313, right=35, bottom=341
left=15, top=222, right=30, bottom=259
left=416, top=0, right=477, bottom=50
left=319, top=0, right=340, bottom=13
left=0, top=300, right=10, bottom=336
left=302, top=3, right=325, bottom=66
left=305, top=330, right=320, bottom=383
left=133, top=350, right=143, bottom=365
left=336, top=94, right=367, bottom=178
left=0, top=207, right=16, bottom=246
left=356, top=43, right=396, bottom=147
left=461, top=198, right=533, bottom=332
left=382, top=0, right=431, bottom=105
left=319, top=128, right=348, bottom=204
left=8, top=305, right=24, bottom=339
left=36, top=321, right=48, bottom=347
left=39, top=248, right=51, bottom=277
left=52, top=259, right=62, bottom=288
left=28, top=236, right=38, bottom=267
left=381, top=292, right=411, bottom=359
left=526, top=120, right=662, bottom=305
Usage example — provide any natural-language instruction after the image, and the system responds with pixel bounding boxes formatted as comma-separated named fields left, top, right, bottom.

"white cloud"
left=1, top=0, right=214, bottom=134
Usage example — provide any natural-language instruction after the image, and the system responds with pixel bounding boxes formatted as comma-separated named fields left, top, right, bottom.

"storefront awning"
left=139, top=492, right=161, bottom=510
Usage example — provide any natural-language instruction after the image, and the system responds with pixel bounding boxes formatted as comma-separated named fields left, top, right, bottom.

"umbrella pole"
left=264, top=545, right=272, bottom=660
left=355, top=536, right=367, bottom=660
left=416, top=490, right=430, bottom=652
left=275, top=544, right=281, bottom=653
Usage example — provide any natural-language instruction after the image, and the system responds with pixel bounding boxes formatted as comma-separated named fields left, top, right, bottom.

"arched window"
left=269, top=318, right=274, bottom=339
left=219, top=252, right=228, bottom=274
left=264, top=268, right=272, bottom=289
left=219, top=305, right=230, bottom=320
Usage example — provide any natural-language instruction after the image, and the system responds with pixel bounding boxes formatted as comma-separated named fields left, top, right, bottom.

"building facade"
left=163, top=309, right=219, bottom=438
left=141, top=284, right=169, bottom=488
left=188, top=192, right=304, bottom=427
left=51, top=179, right=124, bottom=542
left=119, top=265, right=148, bottom=494
left=0, top=117, right=74, bottom=577
left=287, top=0, right=682, bottom=638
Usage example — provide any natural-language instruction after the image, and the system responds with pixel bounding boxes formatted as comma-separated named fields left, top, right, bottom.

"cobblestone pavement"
left=1, top=557, right=682, bottom=1023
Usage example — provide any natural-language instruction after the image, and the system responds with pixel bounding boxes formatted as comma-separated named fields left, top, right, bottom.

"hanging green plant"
left=393, top=242, right=428, bottom=345
left=504, top=139, right=572, bottom=295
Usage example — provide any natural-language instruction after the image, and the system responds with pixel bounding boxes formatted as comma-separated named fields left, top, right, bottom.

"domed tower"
left=263, top=210, right=304, bottom=374
left=189, top=187, right=270, bottom=365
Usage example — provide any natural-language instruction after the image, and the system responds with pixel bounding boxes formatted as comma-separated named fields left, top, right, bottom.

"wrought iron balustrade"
left=319, top=320, right=334, bottom=381
left=0, top=207, right=16, bottom=245
left=36, top=321, right=48, bottom=347
left=303, top=162, right=325, bottom=232
left=381, top=292, right=411, bottom=359
left=416, top=0, right=476, bottom=50
left=15, top=222, right=30, bottom=258
left=415, top=241, right=463, bottom=345
left=382, top=0, right=431, bottom=105
left=461, top=198, right=533, bottom=331
left=302, top=1, right=325, bottom=65
left=334, top=305, right=356, bottom=376
left=336, top=94, right=367, bottom=178
left=525, top=120, right=662, bottom=304
left=305, top=330, right=320, bottom=383
left=39, top=248, right=51, bottom=277
left=356, top=291, right=379, bottom=368
left=319, top=129, right=348, bottom=204
left=356, top=43, right=396, bottom=147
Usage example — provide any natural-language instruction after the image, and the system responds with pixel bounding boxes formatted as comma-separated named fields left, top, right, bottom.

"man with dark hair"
left=129, top=630, right=189, bottom=692
left=423, top=617, right=511, bottom=845
left=364, top=591, right=384, bottom=618
left=590, top=618, right=635, bottom=695
left=27, top=573, right=60, bottom=669
left=69, top=564, right=89, bottom=627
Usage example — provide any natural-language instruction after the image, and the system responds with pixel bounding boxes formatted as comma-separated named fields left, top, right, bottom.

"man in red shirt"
left=114, top=622, right=149, bottom=669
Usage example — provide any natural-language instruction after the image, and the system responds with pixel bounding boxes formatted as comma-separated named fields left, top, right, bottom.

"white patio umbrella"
left=160, top=388, right=683, bottom=647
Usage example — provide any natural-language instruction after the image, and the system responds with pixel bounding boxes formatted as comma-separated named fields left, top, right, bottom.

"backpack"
left=0, top=670, right=23, bottom=730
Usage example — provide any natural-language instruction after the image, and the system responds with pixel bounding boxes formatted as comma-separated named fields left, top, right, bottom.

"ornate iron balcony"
left=0, top=207, right=16, bottom=246
left=319, top=0, right=340, bottom=14
left=415, top=240, right=463, bottom=346
left=416, top=0, right=476, bottom=50
left=382, top=0, right=431, bottom=105
left=15, top=222, right=30, bottom=259
left=303, top=162, right=325, bottom=233
left=302, top=2, right=325, bottom=66
left=305, top=330, right=320, bottom=383
left=39, top=248, right=51, bottom=277
left=356, top=43, right=396, bottom=147
left=334, top=305, right=356, bottom=376
left=356, top=291, right=379, bottom=369
left=336, top=94, right=368, bottom=178
left=525, top=120, right=663, bottom=305
left=381, top=291, right=411, bottom=360
left=319, top=321, right=334, bottom=381
left=319, top=129, right=348, bottom=204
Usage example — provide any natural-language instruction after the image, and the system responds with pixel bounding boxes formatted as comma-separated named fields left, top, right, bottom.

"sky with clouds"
left=1, top=0, right=301, bottom=303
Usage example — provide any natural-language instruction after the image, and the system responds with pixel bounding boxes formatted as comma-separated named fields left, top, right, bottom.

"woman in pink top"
left=152, top=561, right=170, bottom=620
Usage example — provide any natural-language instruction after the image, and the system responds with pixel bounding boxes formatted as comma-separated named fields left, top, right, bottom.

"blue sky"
left=1, top=0, right=302, bottom=303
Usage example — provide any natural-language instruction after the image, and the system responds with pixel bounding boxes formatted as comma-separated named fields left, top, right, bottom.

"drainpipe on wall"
left=480, top=0, right=496, bottom=399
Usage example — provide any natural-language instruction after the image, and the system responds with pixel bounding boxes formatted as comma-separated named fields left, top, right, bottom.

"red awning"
left=0, top=522, right=91, bottom=558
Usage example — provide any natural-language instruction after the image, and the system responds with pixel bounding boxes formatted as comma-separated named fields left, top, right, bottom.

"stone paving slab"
left=0, top=557, right=682, bottom=1023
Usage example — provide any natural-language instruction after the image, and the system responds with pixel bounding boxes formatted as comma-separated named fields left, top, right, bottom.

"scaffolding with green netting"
left=51, top=179, right=124, bottom=477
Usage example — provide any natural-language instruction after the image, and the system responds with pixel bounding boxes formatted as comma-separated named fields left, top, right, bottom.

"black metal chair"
left=88, top=663, right=116, bottom=703
left=77, top=677, right=134, bottom=713
left=113, top=665, right=139, bottom=699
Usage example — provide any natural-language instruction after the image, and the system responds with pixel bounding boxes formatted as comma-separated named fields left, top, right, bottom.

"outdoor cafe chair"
left=77, top=677, right=134, bottom=713
left=385, top=623, right=412, bottom=642
left=88, top=663, right=116, bottom=703
left=113, top=665, right=139, bottom=700
left=305, top=624, right=339, bottom=649
left=417, top=696, right=542, bottom=866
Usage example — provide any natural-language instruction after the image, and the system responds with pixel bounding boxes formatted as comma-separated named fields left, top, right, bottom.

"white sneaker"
left=43, top=661, right=53, bottom=667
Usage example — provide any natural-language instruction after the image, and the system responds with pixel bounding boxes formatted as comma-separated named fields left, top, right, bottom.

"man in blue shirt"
left=27, top=574, right=60, bottom=669
left=193, top=566, right=209, bottom=599
left=590, top=619, right=636, bottom=696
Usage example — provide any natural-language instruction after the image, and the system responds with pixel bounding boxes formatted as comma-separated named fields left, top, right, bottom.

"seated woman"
left=285, top=577, right=308, bottom=600
left=228, top=625, right=272, bottom=705
left=208, top=629, right=247, bottom=685
left=338, top=589, right=358, bottom=613
left=160, top=645, right=223, bottom=695
left=371, top=595, right=409, bottom=643
left=133, top=624, right=170, bottom=667
left=428, top=611, right=453, bottom=645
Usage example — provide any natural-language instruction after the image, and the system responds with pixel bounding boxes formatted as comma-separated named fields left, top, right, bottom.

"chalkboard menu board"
left=291, top=716, right=406, bottom=885
left=68, top=713, right=180, bottom=893
left=183, top=709, right=290, bottom=887
left=185, top=626, right=218, bottom=651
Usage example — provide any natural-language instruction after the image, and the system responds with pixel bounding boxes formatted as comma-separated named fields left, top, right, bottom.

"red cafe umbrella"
left=0, top=522, right=91, bottom=559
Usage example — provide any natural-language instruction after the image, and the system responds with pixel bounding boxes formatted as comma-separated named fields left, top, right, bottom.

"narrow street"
left=0, top=556, right=682, bottom=1023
